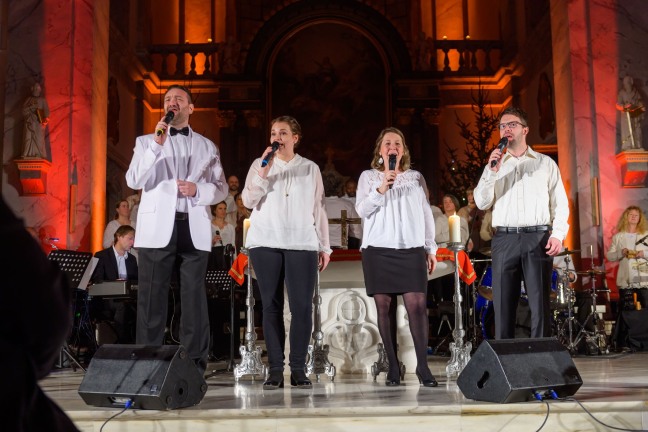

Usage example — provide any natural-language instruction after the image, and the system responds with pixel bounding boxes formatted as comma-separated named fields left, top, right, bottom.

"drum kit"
left=468, top=247, right=609, bottom=355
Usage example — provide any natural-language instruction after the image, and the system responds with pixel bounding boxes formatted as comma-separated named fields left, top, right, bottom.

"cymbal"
left=575, top=269, right=606, bottom=276
left=555, top=248, right=581, bottom=257
left=477, top=285, right=493, bottom=301
left=478, top=247, right=492, bottom=256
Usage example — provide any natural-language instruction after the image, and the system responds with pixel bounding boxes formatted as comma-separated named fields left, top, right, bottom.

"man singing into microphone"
left=126, top=85, right=227, bottom=375
left=474, top=107, right=569, bottom=339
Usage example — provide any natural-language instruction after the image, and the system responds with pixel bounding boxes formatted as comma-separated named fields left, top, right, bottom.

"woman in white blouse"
left=356, top=127, right=438, bottom=387
left=210, top=201, right=235, bottom=247
left=606, top=206, right=648, bottom=310
left=242, top=116, right=331, bottom=390
left=102, top=199, right=132, bottom=248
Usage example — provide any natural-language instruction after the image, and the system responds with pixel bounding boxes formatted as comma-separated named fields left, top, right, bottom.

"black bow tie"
left=170, top=127, right=189, bottom=136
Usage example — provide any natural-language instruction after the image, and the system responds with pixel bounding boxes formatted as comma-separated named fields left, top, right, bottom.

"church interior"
left=2, top=0, right=648, bottom=431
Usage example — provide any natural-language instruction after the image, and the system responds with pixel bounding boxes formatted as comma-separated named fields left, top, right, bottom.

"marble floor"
left=42, top=350, right=648, bottom=432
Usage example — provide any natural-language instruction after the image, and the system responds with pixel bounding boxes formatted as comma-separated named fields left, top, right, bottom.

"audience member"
left=102, top=199, right=132, bottom=248
left=1, top=196, right=80, bottom=431
left=458, top=187, right=489, bottom=256
left=224, top=175, right=240, bottom=214
left=324, top=175, right=362, bottom=248
left=342, top=178, right=357, bottom=203
left=210, top=201, right=235, bottom=247
left=434, top=194, right=469, bottom=248
left=228, top=192, right=252, bottom=251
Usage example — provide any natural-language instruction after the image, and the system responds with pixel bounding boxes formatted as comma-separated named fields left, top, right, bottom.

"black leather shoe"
left=290, top=370, right=313, bottom=389
left=416, top=371, right=438, bottom=387
left=263, top=371, right=284, bottom=390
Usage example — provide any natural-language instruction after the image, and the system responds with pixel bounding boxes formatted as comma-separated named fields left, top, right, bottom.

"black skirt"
left=361, top=246, right=428, bottom=296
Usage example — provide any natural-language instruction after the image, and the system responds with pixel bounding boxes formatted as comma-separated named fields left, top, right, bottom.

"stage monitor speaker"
left=457, top=338, right=582, bottom=403
left=78, top=344, right=207, bottom=410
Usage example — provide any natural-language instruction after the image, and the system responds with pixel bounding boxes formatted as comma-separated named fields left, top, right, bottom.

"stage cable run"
left=99, top=398, right=133, bottom=432
left=531, top=389, right=647, bottom=432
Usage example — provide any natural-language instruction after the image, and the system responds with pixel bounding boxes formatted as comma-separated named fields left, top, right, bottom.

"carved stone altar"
left=283, top=259, right=454, bottom=375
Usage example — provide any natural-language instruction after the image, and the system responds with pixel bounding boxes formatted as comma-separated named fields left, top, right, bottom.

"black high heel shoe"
left=290, top=370, right=313, bottom=389
left=263, top=371, right=285, bottom=390
left=416, top=371, right=438, bottom=387
left=385, top=369, right=401, bottom=387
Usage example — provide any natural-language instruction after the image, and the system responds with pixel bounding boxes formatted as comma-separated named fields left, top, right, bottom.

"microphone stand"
left=306, top=263, right=336, bottom=382
left=233, top=247, right=267, bottom=382
left=446, top=242, right=472, bottom=378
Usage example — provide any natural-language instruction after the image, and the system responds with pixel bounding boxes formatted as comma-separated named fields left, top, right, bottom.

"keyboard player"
left=91, top=225, right=138, bottom=343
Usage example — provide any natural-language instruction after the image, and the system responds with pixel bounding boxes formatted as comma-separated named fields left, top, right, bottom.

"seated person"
left=324, top=175, right=362, bottom=248
left=93, top=225, right=138, bottom=282
left=92, top=225, right=138, bottom=343
left=434, top=194, right=469, bottom=248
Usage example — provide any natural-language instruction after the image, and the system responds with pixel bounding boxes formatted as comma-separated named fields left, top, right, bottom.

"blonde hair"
left=616, top=206, right=648, bottom=233
left=370, top=127, right=411, bottom=171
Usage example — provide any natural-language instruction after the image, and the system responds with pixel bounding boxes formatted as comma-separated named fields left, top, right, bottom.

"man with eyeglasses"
left=474, top=107, right=569, bottom=340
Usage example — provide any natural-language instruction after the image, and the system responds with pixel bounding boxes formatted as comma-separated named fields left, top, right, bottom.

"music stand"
left=205, top=246, right=239, bottom=377
left=48, top=250, right=94, bottom=372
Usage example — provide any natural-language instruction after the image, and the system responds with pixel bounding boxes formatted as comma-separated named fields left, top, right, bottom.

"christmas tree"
left=442, top=85, right=500, bottom=205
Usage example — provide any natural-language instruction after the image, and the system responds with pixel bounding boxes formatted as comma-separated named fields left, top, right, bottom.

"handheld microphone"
left=155, top=111, right=175, bottom=136
left=636, top=233, right=648, bottom=246
left=215, top=230, right=222, bottom=246
left=388, top=154, right=396, bottom=189
left=490, top=137, right=509, bottom=168
left=261, top=141, right=280, bottom=168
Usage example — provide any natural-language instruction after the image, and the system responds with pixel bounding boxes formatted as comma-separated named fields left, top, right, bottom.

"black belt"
left=175, top=212, right=189, bottom=220
left=496, top=225, right=552, bottom=234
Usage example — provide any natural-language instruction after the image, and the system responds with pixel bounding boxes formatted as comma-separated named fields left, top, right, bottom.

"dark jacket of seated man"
left=92, top=225, right=138, bottom=283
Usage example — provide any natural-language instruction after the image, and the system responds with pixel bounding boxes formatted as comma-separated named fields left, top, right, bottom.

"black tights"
left=374, top=292, right=433, bottom=380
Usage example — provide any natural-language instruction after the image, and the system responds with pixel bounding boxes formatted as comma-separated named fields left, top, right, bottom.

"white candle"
left=243, top=218, right=251, bottom=247
left=449, top=213, right=461, bottom=244
left=590, top=244, right=594, bottom=258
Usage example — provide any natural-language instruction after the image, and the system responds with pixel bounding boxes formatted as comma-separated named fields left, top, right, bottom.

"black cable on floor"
left=99, top=399, right=133, bottom=432
left=535, top=400, right=550, bottom=432
left=563, top=397, right=648, bottom=432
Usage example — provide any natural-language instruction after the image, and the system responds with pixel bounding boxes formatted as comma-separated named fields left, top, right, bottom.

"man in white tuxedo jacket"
left=126, top=85, right=227, bottom=374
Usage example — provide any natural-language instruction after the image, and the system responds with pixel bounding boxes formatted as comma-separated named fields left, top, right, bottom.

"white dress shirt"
left=242, top=155, right=332, bottom=254
left=474, top=145, right=569, bottom=241
left=112, top=246, right=129, bottom=280
left=356, top=169, right=437, bottom=255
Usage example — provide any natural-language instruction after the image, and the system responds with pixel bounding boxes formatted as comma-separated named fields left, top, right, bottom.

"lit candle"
left=449, top=213, right=461, bottom=244
left=590, top=244, right=594, bottom=258
left=243, top=218, right=251, bottom=247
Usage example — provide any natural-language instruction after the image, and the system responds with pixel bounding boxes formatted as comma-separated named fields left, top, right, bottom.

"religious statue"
left=616, top=75, right=645, bottom=151
left=21, top=83, right=50, bottom=159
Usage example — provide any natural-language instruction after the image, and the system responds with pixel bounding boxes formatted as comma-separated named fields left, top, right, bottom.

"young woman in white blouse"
left=606, top=206, right=648, bottom=310
left=242, top=116, right=331, bottom=390
left=356, top=127, right=438, bottom=387
left=210, top=201, right=235, bottom=247
left=102, top=199, right=132, bottom=248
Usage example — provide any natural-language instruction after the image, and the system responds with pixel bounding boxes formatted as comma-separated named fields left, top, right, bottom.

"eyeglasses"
left=498, top=121, right=527, bottom=130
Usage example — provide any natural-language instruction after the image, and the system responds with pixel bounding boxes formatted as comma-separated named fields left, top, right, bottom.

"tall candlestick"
left=449, top=213, right=461, bottom=244
left=243, top=218, right=251, bottom=247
